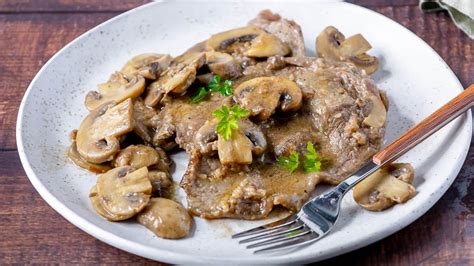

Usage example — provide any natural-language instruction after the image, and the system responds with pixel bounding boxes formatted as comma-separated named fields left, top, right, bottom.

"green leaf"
left=221, top=80, right=233, bottom=96
left=277, top=151, right=300, bottom=173
left=190, top=87, right=208, bottom=103
left=207, top=75, right=233, bottom=96
left=212, top=105, right=249, bottom=140
left=304, top=141, right=321, bottom=173
left=208, top=75, right=221, bottom=92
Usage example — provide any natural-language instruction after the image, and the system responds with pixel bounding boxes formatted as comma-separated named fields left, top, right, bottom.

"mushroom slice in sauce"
left=234, top=76, right=303, bottom=121
left=148, top=171, right=173, bottom=197
left=205, top=52, right=242, bottom=79
left=244, top=33, right=290, bottom=58
left=316, top=26, right=379, bottom=74
left=68, top=137, right=111, bottom=174
left=353, top=163, right=416, bottom=211
left=144, top=52, right=205, bottom=107
left=194, top=118, right=267, bottom=158
left=85, top=72, right=145, bottom=111
left=206, top=26, right=265, bottom=51
left=89, top=185, right=129, bottom=221
left=137, top=198, right=193, bottom=239
left=96, top=166, right=152, bottom=218
left=76, top=99, right=133, bottom=164
left=217, top=130, right=253, bottom=165
left=121, top=53, right=172, bottom=80
left=112, top=144, right=160, bottom=169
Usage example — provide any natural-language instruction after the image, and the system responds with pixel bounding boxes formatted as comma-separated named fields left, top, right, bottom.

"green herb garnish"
left=303, top=141, right=322, bottom=173
left=190, top=87, right=208, bottom=103
left=208, top=75, right=233, bottom=96
left=190, top=75, right=233, bottom=103
left=277, top=151, right=300, bottom=173
left=212, top=105, right=250, bottom=140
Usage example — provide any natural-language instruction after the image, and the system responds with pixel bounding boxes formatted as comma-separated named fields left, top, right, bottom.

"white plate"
left=17, top=1, right=472, bottom=264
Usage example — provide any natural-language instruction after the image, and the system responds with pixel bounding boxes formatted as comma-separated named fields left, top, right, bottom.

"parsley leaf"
left=189, top=75, right=233, bottom=103
left=190, top=87, right=208, bottom=103
left=208, top=75, right=233, bottom=96
left=212, top=105, right=249, bottom=140
left=277, top=151, right=299, bottom=173
left=208, top=75, right=221, bottom=92
left=303, top=142, right=321, bottom=173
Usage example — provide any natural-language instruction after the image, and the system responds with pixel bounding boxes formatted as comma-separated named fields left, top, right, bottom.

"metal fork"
left=232, top=84, right=474, bottom=254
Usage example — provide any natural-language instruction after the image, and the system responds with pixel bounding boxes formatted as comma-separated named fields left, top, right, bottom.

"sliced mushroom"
left=206, top=26, right=265, bottom=51
left=148, top=170, right=173, bottom=197
left=363, top=94, right=387, bottom=128
left=96, top=166, right=152, bottom=218
left=76, top=99, right=133, bottom=164
left=234, top=76, right=302, bottom=120
left=144, top=52, right=205, bottom=107
left=85, top=72, right=145, bottom=111
left=205, top=52, right=241, bottom=79
left=89, top=185, right=129, bottom=221
left=112, top=145, right=160, bottom=169
left=244, top=33, right=290, bottom=58
left=121, top=53, right=172, bottom=80
left=137, top=198, right=192, bottom=239
left=353, top=163, right=416, bottom=211
left=217, top=130, right=253, bottom=165
left=194, top=118, right=267, bottom=157
left=316, top=26, right=379, bottom=74
left=133, top=99, right=159, bottom=143
left=68, top=140, right=111, bottom=173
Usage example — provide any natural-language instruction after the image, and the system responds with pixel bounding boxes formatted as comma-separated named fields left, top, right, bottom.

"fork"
left=232, top=84, right=474, bottom=254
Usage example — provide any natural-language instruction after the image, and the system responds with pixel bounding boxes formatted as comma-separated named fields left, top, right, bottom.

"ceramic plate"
left=17, top=1, right=472, bottom=264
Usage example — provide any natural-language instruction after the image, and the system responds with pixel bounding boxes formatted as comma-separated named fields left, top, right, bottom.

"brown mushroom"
left=194, top=118, right=267, bottom=157
left=363, top=94, right=387, bottom=128
left=112, top=145, right=160, bottom=169
left=206, top=26, right=265, bottom=51
left=132, top=99, right=159, bottom=143
left=96, top=166, right=152, bottom=218
left=121, top=53, right=172, bottom=80
left=144, top=52, right=205, bottom=107
left=353, top=163, right=416, bottom=211
left=137, top=198, right=193, bottom=239
left=233, top=76, right=302, bottom=120
left=148, top=170, right=173, bottom=197
left=217, top=130, right=253, bottom=165
left=205, top=52, right=241, bottom=79
left=68, top=138, right=111, bottom=173
left=316, top=26, right=379, bottom=74
left=76, top=99, right=134, bottom=164
left=89, top=185, right=129, bottom=221
left=85, top=72, right=145, bottom=111
left=244, top=33, right=290, bottom=58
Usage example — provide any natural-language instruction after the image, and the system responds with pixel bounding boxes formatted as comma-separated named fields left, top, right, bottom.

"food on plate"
left=67, top=9, right=416, bottom=239
left=316, top=26, right=379, bottom=74
left=353, top=163, right=416, bottom=211
left=137, top=198, right=193, bottom=239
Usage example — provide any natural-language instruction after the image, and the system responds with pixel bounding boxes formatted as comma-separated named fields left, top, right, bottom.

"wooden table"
left=0, top=0, right=472, bottom=264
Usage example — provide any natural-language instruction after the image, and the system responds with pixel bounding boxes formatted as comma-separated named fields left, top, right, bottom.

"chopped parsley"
left=190, top=75, right=233, bottom=103
left=303, top=142, right=322, bottom=173
left=276, top=151, right=300, bottom=173
left=212, top=105, right=250, bottom=140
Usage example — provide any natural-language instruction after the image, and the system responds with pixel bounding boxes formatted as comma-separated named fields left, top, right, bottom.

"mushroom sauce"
left=68, top=10, right=416, bottom=239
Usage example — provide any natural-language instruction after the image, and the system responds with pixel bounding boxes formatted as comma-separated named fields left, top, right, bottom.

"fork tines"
left=232, top=214, right=321, bottom=254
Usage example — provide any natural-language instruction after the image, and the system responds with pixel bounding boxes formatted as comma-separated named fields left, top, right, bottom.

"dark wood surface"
left=0, top=0, right=472, bottom=264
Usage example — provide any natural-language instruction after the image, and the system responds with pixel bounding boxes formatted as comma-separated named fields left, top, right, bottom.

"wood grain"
left=0, top=0, right=473, bottom=264
left=0, top=0, right=149, bottom=13
left=0, top=13, right=118, bottom=150
left=374, top=84, right=474, bottom=164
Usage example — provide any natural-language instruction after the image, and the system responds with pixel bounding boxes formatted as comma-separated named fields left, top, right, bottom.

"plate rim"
left=15, top=1, right=472, bottom=264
